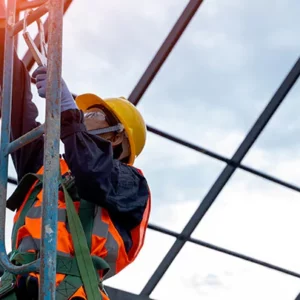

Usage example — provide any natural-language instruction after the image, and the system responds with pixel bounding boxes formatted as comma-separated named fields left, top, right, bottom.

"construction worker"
left=0, top=29, right=151, bottom=299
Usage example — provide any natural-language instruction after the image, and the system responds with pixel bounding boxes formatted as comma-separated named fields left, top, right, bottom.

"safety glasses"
left=84, top=111, right=124, bottom=136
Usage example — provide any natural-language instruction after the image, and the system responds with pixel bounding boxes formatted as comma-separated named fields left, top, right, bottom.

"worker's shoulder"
left=113, top=159, right=146, bottom=179
left=108, top=160, right=149, bottom=206
left=111, top=159, right=148, bottom=192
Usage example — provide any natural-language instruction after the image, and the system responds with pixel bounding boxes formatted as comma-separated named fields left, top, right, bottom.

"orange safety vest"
left=11, top=158, right=151, bottom=299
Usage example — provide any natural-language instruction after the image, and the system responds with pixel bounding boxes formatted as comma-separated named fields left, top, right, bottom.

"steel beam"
left=7, top=122, right=300, bottom=200
left=128, top=0, right=203, bottom=105
left=105, top=287, right=154, bottom=300
left=148, top=223, right=300, bottom=280
left=7, top=124, right=44, bottom=154
left=141, top=58, right=300, bottom=296
left=8, top=177, right=17, bottom=185
left=147, top=126, right=300, bottom=194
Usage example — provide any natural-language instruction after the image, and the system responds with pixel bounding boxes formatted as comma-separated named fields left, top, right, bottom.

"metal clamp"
left=23, top=9, right=47, bottom=66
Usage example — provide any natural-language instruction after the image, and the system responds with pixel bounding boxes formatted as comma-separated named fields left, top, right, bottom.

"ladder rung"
left=6, top=124, right=44, bottom=155
left=12, top=1, right=48, bottom=36
left=0, top=241, right=40, bottom=274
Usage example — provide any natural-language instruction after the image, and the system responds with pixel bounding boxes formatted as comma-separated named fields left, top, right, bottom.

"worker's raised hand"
left=32, top=66, right=78, bottom=112
left=32, top=66, right=47, bottom=98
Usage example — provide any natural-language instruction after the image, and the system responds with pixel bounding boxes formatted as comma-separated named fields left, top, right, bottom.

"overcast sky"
left=4, top=0, right=300, bottom=299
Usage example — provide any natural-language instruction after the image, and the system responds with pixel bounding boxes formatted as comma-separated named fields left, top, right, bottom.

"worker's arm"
left=61, top=109, right=150, bottom=231
left=0, top=29, right=44, bottom=181
left=34, top=66, right=150, bottom=233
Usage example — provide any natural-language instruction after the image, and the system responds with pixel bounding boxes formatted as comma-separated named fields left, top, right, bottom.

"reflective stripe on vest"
left=18, top=236, right=70, bottom=257
left=27, top=206, right=67, bottom=222
left=19, top=205, right=121, bottom=278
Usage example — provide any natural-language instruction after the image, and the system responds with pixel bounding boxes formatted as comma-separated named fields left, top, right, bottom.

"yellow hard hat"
left=75, top=93, right=147, bottom=165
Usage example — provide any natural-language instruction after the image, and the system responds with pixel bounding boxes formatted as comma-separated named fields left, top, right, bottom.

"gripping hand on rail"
left=32, top=66, right=78, bottom=112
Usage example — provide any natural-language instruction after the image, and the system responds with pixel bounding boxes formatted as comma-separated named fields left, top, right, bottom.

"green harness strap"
left=61, top=181, right=105, bottom=299
left=11, top=252, right=108, bottom=276
left=0, top=272, right=17, bottom=300
left=62, top=174, right=95, bottom=251
left=78, top=200, right=95, bottom=251
left=0, top=173, right=110, bottom=300
left=8, top=251, right=109, bottom=300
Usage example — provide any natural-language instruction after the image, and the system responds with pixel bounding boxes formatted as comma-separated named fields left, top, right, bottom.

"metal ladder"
left=0, top=0, right=64, bottom=298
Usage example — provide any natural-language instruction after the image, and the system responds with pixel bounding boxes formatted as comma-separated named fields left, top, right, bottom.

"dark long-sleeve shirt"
left=0, top=33, right=150, bottom=252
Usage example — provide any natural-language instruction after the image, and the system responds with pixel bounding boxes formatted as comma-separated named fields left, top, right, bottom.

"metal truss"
left=6, top=0, right=300, bottom=299
left=105, top=287, right=154, bottom=300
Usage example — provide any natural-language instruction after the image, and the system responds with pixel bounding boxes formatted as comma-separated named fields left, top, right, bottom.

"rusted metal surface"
left=0, top=0, right=40, bottom=275
left=6, top=124, right=44, bottom=154
left=38, top=0, right=64, bottom=298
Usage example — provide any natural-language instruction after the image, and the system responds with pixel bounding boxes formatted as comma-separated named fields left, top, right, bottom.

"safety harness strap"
left=0, top=252, right=109, bottom=300
left=56, top=275, right=83, bottom=300
left=10, top=174, right=43, bottom=251
left=6, top=173, right=42, bottom=211
left=1, top=175, right=42, bottom=300
left=62, top=181, right=103, bottom=299
left=78, top=199, right=95, bottom=251
left=1, top=172, right=110, bottom=299
left=10, top=252, right=109, bottom=277
left=60, top=174, right=96, bottom=251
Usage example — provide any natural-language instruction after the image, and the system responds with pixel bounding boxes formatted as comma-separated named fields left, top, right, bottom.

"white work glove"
left=32, top=66, right=78, bottom=112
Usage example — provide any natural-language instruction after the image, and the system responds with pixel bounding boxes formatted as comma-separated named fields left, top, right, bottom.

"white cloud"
left=267, top=29, right=300, bottom=50
left=188, top=30, right=251, bottom=72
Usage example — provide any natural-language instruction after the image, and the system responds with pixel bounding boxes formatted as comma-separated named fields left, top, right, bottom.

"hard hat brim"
left=75, top=93, right=108, bottom=112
